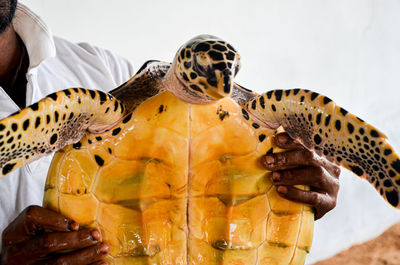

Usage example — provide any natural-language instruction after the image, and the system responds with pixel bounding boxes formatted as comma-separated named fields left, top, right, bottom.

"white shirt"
left=0, top=3, right=135, bottom=243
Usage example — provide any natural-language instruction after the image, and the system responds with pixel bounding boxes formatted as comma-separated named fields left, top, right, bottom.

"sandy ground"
left=314, top=222, right=400, bottom=265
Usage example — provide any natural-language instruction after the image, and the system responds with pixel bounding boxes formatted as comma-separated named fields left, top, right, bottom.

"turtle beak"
left=213, top=66, right=235, bottom=97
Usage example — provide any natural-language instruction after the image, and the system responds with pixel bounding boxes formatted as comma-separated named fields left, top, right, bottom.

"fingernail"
left=272, top=172, right=281, bottom=182
left=100, top=243, right=110, bottom=254
left=91, top=230, right=101, bottom=241
left=68, top=221, right=79, bottom=231
left=277, top=186, right=288, bottom=194
left=265, top=155, right=275, bottom=165
left=277, top=134, right=288, bottom=144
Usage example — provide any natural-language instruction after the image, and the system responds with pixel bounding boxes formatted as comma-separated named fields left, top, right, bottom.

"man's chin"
left=0, top=0, right=18, bottom=35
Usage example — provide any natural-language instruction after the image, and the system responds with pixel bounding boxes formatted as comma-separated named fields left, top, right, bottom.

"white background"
left=19, top=0, right=400, bottom=263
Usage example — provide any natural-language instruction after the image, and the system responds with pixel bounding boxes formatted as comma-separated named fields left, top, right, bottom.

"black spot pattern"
left=347, top=123, right=354, bottom=134
left=259, top=96, right=265, bottom=109
left=310, top=92, right=319, bottom=101
left=114, top=101, right=119, bottom=112
left=190, top=84, right=203, bottom=93
left=241, top=109, right=249, bottom=120
left=335, top=120, right=341, bottom=131
left=213, top=44, right=227, bottom=51
left=370, top=129, right=379, bottom=138
left=209, top=50, right=224, bottom=61
left=112, top=128, right=121, bottom=136
left=2, top=163, right=16, bottom=175
left=122, top=113, right=132, bottom=124
left=94, top=155, right=104, bottom=166
left=213, top=62, right=227, bottom=71
left=63, top=90, right=71, bottom=98
left=391, top=159, right=400, bottom=174
left=89, top=90, right=96, bottom=99
left=323, top=97, right=332, bottom=104
left=35, top=117, right=41, bottom=128
left=384, top=149, right=393, bottom=156
left=225, top=51, right=235, bottom=60
left=31, top=103, right=39, bottom=111
left=339, top=108, right=348, bottom=116
left=190, top=72, right=197, bottom=79
left=316, top=113, right=322, bottom=125
left=324, top=115, right=331, bottom=126
left=193, top=42, right=210, bottom=52
left=182, top=72, right=189, bottom=82
left=350, top=165, right=364, bottom=176
left=23, top=119, right=29, bottom=131
left=98, top=91, right=107, bottom=104
left=314, top=134, right=322, bottom=145
left=386, top=190, right=399, bottom=206
left=50, top=134, right=58, bottom=145
left=251, top=100, right=257, bottom=110
left=274, top=90, right=283, bottom=101
left=48, top=93, right=58, bottom=101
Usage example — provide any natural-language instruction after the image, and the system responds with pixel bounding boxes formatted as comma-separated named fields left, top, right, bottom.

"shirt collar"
left=12, top=3, right=56, bottom=71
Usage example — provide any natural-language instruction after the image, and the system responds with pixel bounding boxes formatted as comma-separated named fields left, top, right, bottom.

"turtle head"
left=173, top=35, right=241, bottom=100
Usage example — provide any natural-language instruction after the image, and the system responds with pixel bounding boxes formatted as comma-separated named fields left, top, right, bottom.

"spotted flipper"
left=0, top=88, right=125, bottom=177
left=247, top=89, right=400, bottom=207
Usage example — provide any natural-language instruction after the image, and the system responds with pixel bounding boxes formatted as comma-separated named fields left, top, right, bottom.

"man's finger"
left=37, top=243, right=109, bottom=265
left=262, top=149, right=318, bottom=171
left=6, top=228, right=101, bottom=261
left=24, top=205, right=79, bottom=232
left=275, top=186, right=336, bottom=220
left=2, top=206, right=79, bottom=246
left=273, top=132, right=304, bottom=149
left=269, top=167, right=339, bottom=191
left=89, top=260, right=109, bottom=265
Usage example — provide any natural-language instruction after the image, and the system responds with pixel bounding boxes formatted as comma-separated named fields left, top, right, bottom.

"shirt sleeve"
left=76, top=43, right=135, bottom=91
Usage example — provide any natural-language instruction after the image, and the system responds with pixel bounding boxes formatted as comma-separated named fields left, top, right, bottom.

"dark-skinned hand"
left=1, top=205, right=109, bottom=265
left=262, top=132, right=341, bottom=220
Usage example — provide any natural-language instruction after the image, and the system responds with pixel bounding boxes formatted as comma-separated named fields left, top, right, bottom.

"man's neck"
left=0, top=25, right=21, bottom=85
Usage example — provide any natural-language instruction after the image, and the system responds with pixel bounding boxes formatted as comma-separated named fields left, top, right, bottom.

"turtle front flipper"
left=247, top=89, right=400, bottom=208
left=0, top=88, right=125, bottom=177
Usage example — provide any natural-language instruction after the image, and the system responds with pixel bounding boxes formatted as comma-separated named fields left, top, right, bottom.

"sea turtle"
left=0, top=34, right=399, bottom=265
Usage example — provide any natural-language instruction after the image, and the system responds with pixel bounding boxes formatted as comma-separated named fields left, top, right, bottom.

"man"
left=0, top=1, right=340, bottom=264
